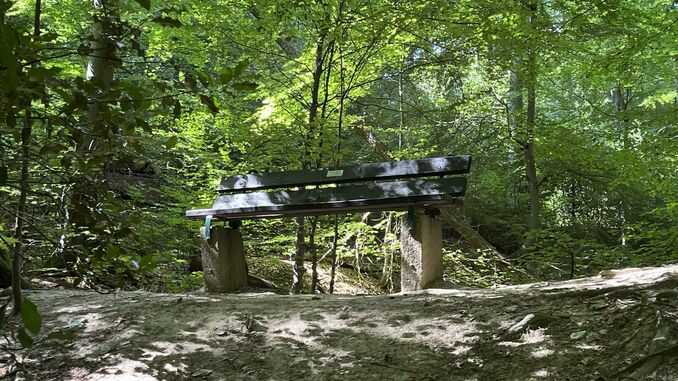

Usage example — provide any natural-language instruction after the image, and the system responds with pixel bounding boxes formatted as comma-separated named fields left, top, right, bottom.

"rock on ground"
left=3, top=265, right=678, bottom=380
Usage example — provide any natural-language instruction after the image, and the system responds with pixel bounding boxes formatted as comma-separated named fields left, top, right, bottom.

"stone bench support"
left=201, top=226, right=248, bottom=292
left=400, top=208, right=443, bottom=291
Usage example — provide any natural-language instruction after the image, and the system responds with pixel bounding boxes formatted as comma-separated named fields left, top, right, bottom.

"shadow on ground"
left=6, top=265, right=678, bottom=380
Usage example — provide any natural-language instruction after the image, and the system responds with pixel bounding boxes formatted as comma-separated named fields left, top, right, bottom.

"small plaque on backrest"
left=326, top=169, right=343, bottom=177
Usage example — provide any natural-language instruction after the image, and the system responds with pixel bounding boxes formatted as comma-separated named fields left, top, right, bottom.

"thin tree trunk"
left=308, top=40, right=335, bottom=294
left=309, top=217, right=319, bottom=293
left=292, top=216, right=306, bottom=294
left=508, top=61, right=523, bottom=209
left=329, top=3, right=346, bottom=294
left=293, top=32, right=328, bottom=293
left=329, top=215, right=339, bottom=294
left=380, top=212, right=394, bottom=290
left=611, top=83, right=630, bottom=246
left=524, top=1, right=540, bottom=231
left=11, top=0, right=42, bottom=314
left=11, top=112, right=30, bottom=314
left=64, top=0, right=119, bottom=273
left=398, top=58, right=405, bottom=150
left=86, top=0, right=117, bottom=127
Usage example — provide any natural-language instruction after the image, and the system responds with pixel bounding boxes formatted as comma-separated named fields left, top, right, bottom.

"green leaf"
left=106, top=244, right=122, bottom=259
left=219, top=61, right=248, bottom=84
left=196, top=70, right=211, bottom=87
left=152, top=16, right=182, bottom=28
left=21, top=297, right=42, bottom=335
left=219, top=68, right=235, bottom=84
left=138, top=254, right=158, bottom=271
left=39, top=143, right=66, bottom=156
left=133, top=0, right=151, bottom=10
left=232, top=82, right=258, bottom=91
left=17, top=328, right=33, bottom=348
left=199, top=94, right=219, bottom=114
left=165, top=136, right=178, bottom=149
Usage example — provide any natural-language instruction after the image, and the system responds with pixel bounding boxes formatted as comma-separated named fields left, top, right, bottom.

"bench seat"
left=186, top=177, right=467, bottom=220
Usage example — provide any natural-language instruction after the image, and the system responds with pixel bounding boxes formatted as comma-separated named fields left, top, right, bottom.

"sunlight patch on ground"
left=499, top=328, right=549, bottom=348
left=532, top=368, right=550, bottom=378
left=265, top=313, right=329, bottom=347
left=143, top=341, right=214, bottom=360
left=576, top=344, right=603, bottom=351
left=370, top=315, right=479, bottom=350
left=262, top=313, right=356, bottom=366
left=55, top=304, right=104, bottom=314
left=162, top=362, right=185, bottom=374
left=530, top=347, right=554, bottom=359
left=522, top=328, right=547, bottom=344
left=83, top=357, right=157, bottom=381
left=452, top=345, right=473, bottom=356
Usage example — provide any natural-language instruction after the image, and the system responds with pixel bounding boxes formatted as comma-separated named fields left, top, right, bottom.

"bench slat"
left=187, top=177, right=466, bottom=220
left=217, top=155, right=470, bottom=193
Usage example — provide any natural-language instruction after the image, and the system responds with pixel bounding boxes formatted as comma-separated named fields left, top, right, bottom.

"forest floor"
left=3, top=265, right=678, bottom=381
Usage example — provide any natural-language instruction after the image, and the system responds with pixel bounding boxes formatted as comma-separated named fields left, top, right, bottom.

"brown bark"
left=329, top=215, right=339, bottom=294
left=10, top=112, right=30, bottom=314
left=309, top=217, right=319, bottom=293
left=293, top=31, right=330, bottom=293
left=292, top=216, right=306, bottom=293
left=611, top=83, right=630, bottom=245
left=380, top=212, right=395, bottom=290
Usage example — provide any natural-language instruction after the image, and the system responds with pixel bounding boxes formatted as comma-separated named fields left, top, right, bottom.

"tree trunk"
left=68, top=0, right=119, bottom=232
left=85, top=0, right=117, bottom=126
left=292, top=216, right=306, bottom=293
left=380, top=211, right=395, bottom=290
left=10, top=112, right=31, bottom=314
left=309, top=217, right=319, bottom=293
left=398, top=58, right=405, bottom=150
left=524, top=1, right=540, bottom=231
left=508, top=60, right=523, bottom=209
left=329, top=215, right=339, bottom=294
left=10, top=0, right=42, bottom=314
left=293, top=34, right=328, bottom=293
left=64, top=0, right=119, bottom=268
left=611, top=83, right=630, bottom=246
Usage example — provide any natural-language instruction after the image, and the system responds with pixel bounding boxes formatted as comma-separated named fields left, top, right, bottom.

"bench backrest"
left=186, top=155, right=471, bottom=220
left=218, top=155, right=471, bottom=193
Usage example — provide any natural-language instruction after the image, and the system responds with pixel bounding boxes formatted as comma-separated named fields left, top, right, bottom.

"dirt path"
left=4, top=265, right=678, bottom=380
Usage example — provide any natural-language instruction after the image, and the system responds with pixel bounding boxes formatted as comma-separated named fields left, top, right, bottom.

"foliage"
left=442, top=248, right=518, bottom=288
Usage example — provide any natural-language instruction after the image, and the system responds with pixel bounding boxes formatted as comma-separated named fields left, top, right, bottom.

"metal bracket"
left=200, top=215, right=213, bottom=240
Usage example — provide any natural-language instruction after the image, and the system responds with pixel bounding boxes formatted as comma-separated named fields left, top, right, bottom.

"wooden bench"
left=186, top=155, right=471, bottom=292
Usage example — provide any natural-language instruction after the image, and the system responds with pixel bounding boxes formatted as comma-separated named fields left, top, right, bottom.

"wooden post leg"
left=400, top=208, right=443, bottom=292
left=201, top=225, right=248, bottom=292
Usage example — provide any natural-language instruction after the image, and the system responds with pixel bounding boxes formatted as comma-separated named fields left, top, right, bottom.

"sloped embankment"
left=5, top=265, right=678, bottom=380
